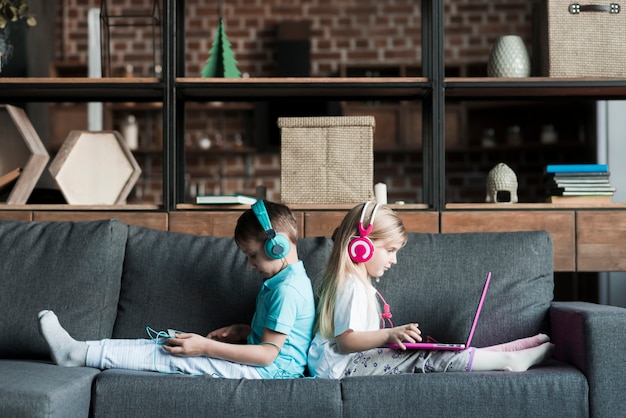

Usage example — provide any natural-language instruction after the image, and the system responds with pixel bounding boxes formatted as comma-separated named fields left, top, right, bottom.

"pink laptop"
left=387, top=271, right=492, bottom=351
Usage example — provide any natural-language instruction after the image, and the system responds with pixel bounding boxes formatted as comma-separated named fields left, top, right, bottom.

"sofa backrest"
left=376, top=230, right=554, bottom=347
left=113, top=225, right=332, bottom=339
left=0, top=219, right=128, bottom=359
left=0, top=216, right=552, bottom=358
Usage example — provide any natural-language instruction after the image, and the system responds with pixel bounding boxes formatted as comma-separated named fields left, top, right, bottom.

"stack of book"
left=545, top=164, right=615, bottom=204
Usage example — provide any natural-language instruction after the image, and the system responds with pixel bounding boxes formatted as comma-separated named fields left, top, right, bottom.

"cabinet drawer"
left=577, top=211, right=626, bottom=271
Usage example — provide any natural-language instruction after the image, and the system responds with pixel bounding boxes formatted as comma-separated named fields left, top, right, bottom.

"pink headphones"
left=348, top=202, right=380, bottom=263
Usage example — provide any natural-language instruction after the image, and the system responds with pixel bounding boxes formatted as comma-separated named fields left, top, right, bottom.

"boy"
left=38, top=200, right=315, bottom=379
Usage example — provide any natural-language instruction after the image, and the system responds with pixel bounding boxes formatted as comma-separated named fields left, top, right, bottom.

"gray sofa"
left=1, top=218, right=625, bottom=417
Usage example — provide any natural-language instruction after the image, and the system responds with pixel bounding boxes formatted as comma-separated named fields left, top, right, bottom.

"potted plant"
left=0, top=0, right=36, bottom=72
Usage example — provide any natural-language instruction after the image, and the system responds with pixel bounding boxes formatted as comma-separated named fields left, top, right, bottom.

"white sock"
left=483, top=333, right=550, bottom=352
left=472, top=342, right=554, bottom=372
left=38, top=310, right=87, bottom=367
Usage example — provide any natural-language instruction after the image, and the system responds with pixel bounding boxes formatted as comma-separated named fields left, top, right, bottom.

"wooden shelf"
left=446, top=203, right=626, bottom=210
left=185, top=102, right=255, bottom=111
left=445, top=77, right=626, bottom=99
left=176, top=203, right=430, bottom=211
left=0, top=204, right=160, bottom=210
left=107, top=102, right=163, bottom=111
left=176, top=77, right=429, bottom=101
left=0, top=78, right=163, bottom=102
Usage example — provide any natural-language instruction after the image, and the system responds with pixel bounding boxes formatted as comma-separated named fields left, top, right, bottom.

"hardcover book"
left=545, top=164, right=608, bottom=173
left=195, top=194, right=257, bottom=205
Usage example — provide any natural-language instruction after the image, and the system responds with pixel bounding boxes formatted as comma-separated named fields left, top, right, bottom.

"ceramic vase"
left=487, top=35, right=530, bottom=78
left=0, top=27, right=13, bottom=74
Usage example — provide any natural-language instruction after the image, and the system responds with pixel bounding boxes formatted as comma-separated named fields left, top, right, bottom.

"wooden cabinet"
left=303, top=209, right=438, bottom=237
left=576, top=211, right=626, bottom=271
left=3, top=207, right=626, bottom=273
left=441, top=210, right=575, bottom=272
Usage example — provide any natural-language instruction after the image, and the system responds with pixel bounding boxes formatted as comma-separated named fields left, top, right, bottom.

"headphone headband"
left=357, top=201, right=380, bottom=238
left=251, top=200, right=290, bottom=260
left=251, top=200, right=273, bottom=234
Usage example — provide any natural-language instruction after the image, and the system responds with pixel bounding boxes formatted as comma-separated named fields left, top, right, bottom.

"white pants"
left=86, top=339, right=263, bottom=379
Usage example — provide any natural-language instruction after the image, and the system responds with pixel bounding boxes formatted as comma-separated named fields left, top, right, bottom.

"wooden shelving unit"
left=1, top=1, right=625, bottom=273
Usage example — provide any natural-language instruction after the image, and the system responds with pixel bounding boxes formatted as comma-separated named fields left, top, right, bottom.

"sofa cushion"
left=339, top=362, right=587, bottom=418
left=113, top=225, right=332, bottom=339
left=0, top=360, right=100, bottom=418
left=0, top=219, right=128, bottom=359
left=376, top=231, right=554, bottom=347
left=92, top=370, right=342, bottom=417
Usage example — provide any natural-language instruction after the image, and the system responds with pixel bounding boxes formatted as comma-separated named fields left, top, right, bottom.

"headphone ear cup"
left=265, top=233, right=291, bottom=260
left=348, top=236, right=374, bottom=263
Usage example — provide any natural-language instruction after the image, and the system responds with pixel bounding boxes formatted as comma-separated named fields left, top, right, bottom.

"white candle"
left=374, top=182, right=387, bottom=204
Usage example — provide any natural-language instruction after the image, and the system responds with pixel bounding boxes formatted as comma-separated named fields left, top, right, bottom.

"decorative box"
left=278, top=116, right=375, bottom=204
left=533, top=1, right=626, bottom=77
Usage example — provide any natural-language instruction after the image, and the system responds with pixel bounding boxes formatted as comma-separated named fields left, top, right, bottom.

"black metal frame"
left=100, top=0, right=162, bottom=77
left=421, top=0, right=445, bottom=212
left=161, top=0, right=443, bottom=211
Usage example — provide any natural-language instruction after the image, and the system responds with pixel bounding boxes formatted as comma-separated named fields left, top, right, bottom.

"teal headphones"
left=251, top=200, right=291, bottom=259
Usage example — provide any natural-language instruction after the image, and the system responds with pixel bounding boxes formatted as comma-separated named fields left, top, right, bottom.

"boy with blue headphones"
left=38, top=200, right=316, bottom=379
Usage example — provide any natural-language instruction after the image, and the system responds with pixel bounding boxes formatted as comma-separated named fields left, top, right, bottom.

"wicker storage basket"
left=534, top=1, right=626, bottom=77
left=278, top=116, right=375, bottom=204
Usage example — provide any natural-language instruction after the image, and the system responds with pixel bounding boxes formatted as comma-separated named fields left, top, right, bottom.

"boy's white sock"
left=38, top=310, right=87, bottom=367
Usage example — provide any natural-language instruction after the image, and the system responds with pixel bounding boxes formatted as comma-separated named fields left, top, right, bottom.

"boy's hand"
left=163, top=333, right=212, bottom=357
left=207, top=324, right=251, bottom=343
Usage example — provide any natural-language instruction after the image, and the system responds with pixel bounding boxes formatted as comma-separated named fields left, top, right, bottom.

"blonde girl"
left=307, top=202, right=554, bottom=378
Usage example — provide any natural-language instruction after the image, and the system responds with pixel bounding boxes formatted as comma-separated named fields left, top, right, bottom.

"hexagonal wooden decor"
left=49, top=130, right=142, bottom=205
left=0, top=105, right=50, bottom=204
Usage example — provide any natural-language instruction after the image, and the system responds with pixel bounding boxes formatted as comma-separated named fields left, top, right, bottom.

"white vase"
left=487, top=35, right=530, bottom=78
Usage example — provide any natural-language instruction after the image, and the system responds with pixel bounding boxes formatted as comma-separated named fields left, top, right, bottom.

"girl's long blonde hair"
left=315, top=202, right=408, bottom=339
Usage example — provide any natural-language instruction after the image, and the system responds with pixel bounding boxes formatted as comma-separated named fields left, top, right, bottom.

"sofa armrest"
left=550, top=301, right=626, bottom=418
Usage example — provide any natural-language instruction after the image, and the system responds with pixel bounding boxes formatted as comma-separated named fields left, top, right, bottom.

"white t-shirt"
left=307, top=275, right=380, bottom=378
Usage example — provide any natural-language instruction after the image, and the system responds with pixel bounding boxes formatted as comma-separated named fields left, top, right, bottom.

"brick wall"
left=55, top=0, right=592, bottom=205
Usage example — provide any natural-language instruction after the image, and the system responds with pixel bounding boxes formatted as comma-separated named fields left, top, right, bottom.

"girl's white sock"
left=38, top=310, right=87, bottom=367
left=483, top=333, right=550, bottom=352
left=472, top=342, right=554, bottom=372
left=501, top=342, right=554, bottom=372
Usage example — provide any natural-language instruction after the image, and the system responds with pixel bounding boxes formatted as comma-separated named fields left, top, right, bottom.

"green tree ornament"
left=202, top=18, right=241, bottom=78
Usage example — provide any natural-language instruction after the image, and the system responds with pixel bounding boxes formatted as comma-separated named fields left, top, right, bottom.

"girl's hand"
left=386, top=323, right=422, bottom=350
left=336, top=323, right=422, bottom=354
left=207, top=324, right=251, bottom=343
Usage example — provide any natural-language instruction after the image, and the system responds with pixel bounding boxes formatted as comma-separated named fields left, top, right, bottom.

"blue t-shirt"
left=247, top=260, right=315, bottom=378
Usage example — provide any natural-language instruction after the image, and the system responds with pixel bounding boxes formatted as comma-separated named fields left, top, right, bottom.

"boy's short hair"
left=234, top=200, right=298, bottom=245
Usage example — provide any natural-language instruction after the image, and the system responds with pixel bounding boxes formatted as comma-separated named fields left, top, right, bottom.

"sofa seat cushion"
left=0, top=219, right=128, bottom=359
left=376, top=231, right=554, bottom=347
left=0, top=360, right=100, bottom=418
left=339, top=361, right=587, bottom=418
left=91, top=369, right=342, bottom=417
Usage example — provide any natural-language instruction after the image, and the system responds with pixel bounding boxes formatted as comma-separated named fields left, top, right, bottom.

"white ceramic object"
left=486, top=162, right=518, bottom=203
left=487, top=35, right=530, bottom=78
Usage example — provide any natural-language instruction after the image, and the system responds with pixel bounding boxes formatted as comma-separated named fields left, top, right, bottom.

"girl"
left=307, top=202, right=554, bottom=378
